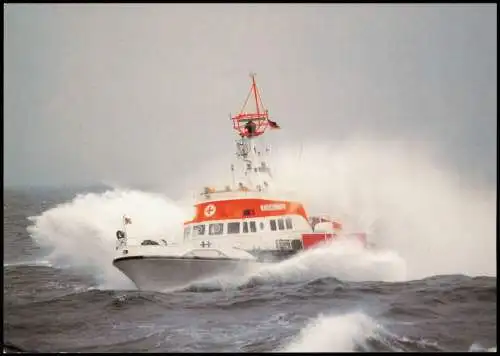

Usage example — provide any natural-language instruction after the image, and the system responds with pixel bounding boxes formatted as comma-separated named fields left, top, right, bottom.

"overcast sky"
left=4, top=4, right=497, bottom=193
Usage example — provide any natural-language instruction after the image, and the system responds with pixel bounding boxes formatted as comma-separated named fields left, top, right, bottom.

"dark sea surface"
left=3, top=187, right=497, bottom=353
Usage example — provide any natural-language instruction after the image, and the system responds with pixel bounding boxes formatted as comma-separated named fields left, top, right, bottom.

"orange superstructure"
left=184, top=199, right=308, bottom=225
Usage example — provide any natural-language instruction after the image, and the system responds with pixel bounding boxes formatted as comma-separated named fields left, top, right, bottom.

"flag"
left=268, top=119, right=280, bottom=129
left=123, top=215, right=132, bottom=225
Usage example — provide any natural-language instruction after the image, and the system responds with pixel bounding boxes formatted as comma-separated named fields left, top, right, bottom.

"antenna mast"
left=229, top=74, right=277, bottom=192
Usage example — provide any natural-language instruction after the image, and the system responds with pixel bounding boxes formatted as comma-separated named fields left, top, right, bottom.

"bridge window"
left=270, top=219, right=277, bottom=231
left=259, top=222, right=265, bottom=230
left=228, top=222, right=240, bottom=234
left=243, top=221, right=249, bottom=233
left=285, top=218, right=293, bottom=230
left=249, top=221, right=257, bottom=233
left=192, top=224, right=205, bottom=236
left=278, top=219, right=285, bottom=230
left=209, top=223, right=224, bottom=235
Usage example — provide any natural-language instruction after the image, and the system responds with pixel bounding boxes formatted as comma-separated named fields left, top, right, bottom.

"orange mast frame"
left=231, top=73, right=270, bottom=137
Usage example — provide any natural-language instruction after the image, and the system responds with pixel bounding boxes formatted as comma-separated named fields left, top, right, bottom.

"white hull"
left=112, top=243, right=259, bottom=291
left=113, top=255, right=255, bottom=291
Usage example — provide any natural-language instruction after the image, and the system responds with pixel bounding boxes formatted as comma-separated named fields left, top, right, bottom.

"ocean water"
left=3, top=186, right=497, bottom=353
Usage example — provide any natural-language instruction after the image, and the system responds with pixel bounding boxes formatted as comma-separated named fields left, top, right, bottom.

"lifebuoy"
left=116, top=230, right=125, bottom=240
left=204, top=204, right=217, bottom=217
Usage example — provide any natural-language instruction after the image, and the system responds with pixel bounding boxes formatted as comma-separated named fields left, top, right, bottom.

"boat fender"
left=116, top=230, right=125, bottom=240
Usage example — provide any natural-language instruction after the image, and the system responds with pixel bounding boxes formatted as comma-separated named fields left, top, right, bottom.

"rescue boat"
left=112, top=74, right=367, bottom=291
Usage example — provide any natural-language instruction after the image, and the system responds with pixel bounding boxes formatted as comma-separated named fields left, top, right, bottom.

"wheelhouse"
left=182, top=198, right=312, bottom=240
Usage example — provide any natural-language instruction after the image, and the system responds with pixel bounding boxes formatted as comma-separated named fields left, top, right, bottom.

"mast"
left=229, top=73, right=277, bottom=193
left=251, top=73, right=260, bottom=117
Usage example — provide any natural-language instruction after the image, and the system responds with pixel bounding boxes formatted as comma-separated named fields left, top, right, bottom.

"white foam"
left=27, top=189, right=189, bottom=288
left=248, top=238, right=406, bottom=284
left=4, top=259, right=53, bottom=268
left=280, top=311, right=379, bottom=352
left=179, top=238, right=406, bottom=293
left=469, top=343, right=497, bottom=352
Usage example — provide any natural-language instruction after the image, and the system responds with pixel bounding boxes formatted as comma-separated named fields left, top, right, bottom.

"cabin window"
left=285, top=218, right=293, bottom=230
left=259, top=222, right=265, bottom=230
left=209, top=223, right=224, bottom=235
left=249, top=221, right=257, bottom=233
left=183, top=226, right=191, bottom=239
left=243, top=221, right=249, bottom=233
left=270, top=219, right=277, bottom=231
left=228, top=222, right=240, bottom=234
left=278, top=219, right=285, bottom=230
left=192, top=224, right=205, bottom=237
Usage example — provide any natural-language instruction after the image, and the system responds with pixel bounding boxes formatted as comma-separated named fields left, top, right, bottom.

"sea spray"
left=26, top=139, right=496, bottom=288
left=269, top=139, right=496, bottom=279
left=27, top=189, right=189, bottom=288
left=178, top=238, right=406, bottom=293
